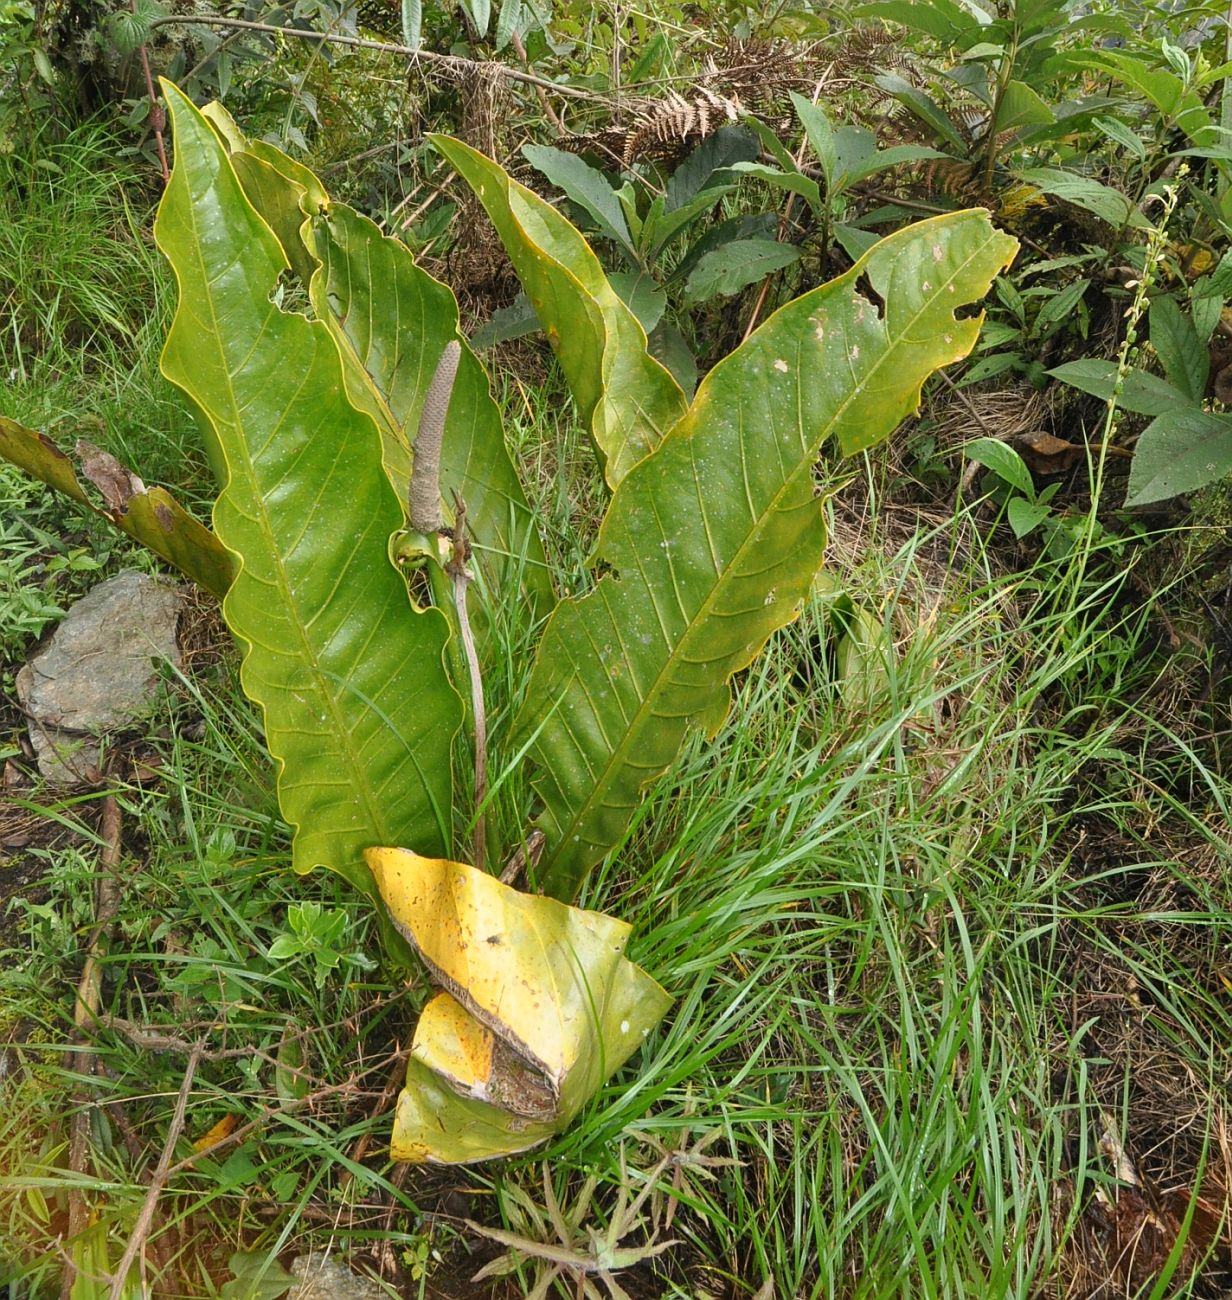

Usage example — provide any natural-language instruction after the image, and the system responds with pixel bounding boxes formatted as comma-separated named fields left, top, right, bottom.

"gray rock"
left=288, top=1254, right=387, bottom=1300
left=15, top=570, right=183, bottom=784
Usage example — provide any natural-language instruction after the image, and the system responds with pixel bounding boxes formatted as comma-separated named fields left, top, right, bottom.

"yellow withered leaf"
left=192, top=1113, right=238, bottom=1153
left=367, top=848, right=671, bottom=1163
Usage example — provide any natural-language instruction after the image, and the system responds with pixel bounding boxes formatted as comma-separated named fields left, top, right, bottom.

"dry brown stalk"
left=60, top=794, right=124, bottom=1300
left=149, top=15, right=605, bottom=101
left=108, top=1041, right=205, bottom=1300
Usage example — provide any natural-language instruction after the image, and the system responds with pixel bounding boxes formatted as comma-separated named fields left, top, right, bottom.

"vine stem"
left=148, top=15, right=605, bottom=101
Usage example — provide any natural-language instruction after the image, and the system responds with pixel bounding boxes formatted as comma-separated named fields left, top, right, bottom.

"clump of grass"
left=0, top=118, right=218, bottom=665
left=0, top=118, right=212, bottom=505
left=475, top=507, right=1232, bottom=1299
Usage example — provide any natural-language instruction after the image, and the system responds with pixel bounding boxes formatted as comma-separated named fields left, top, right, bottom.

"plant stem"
left=742, top=74, right=829, bottom=342
left=132, top=0, right=168, bottom=183
left=1074, top=181, right=1178, bottom=580
left=511, top=30, right=564, bottom=134
left=980, top=27, right=1020, bottom=196
left=1220, top=0, right=1232, bottom=202
left=446, top=496, right=487, bottom=874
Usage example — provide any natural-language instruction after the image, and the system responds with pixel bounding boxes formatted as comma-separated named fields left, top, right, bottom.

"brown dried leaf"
left=1014, top=429, right=1084, bottom=475
left=76, top=440, right=145, bottom=512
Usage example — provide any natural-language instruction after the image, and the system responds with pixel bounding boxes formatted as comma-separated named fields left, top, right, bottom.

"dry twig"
left=60, top=794, right=124, bottom=1300
left=149, top=16, right=604, bottom=101
left=108, top=1042, right=205, bottom=1300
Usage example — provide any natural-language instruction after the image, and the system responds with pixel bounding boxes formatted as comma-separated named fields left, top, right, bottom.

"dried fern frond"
left=828, top=24, right=914, bottom=78
left=621, top=86, right=746, bottom=164
left=558, top=87, right=744, bottom=167
left=562, top=38, right=812, bottom=167
left=922, top=157, right=978, bottom=200
left=701, top=37, right=810, bottom=106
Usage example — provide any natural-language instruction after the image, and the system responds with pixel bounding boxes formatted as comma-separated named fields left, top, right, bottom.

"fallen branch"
left=148, top=16, right=603, bottom=102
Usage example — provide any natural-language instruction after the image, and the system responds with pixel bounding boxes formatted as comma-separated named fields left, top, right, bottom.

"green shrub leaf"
left=1148, top=295, right=1208, bottom=401
left=966, top=437, right=1034, bottom=498
left=1018, top=166, right=1148, bottom=229
left=521, top=144, right=635, bottom=258
left=1125, top=409, right=1232, bottom=506
left=682, top=238, right=800, bottom=304
left=664, top=125, right=758, bottom=211
left=1048, top=358, right=1181, bottom=415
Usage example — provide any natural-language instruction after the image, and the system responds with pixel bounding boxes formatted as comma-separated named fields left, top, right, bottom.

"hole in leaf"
left=268, top=268, right=313, bottom=318
left=953, top=300, right=981, bottom=321
left=853, top=273, right=885, bottom=320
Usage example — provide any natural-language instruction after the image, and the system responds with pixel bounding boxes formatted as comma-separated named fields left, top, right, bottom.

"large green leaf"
left=855, top=0, right=985, bottom=44
left=518, top=211, right=1017, bottom=898
left=156, top=82, right=462, bottom=895
left=198, top=108, right=552, bottom=619
left=432, top=136, right=687, bottom=489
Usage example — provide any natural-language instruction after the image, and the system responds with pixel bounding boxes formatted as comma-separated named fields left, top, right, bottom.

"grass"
left=0, top=118, right=215, bottom=507
left=2, top=116, right=1231, bottom=1300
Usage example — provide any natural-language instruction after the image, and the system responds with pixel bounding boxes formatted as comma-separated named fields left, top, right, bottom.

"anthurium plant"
left=0, top=81, right=1016, bottom=1163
